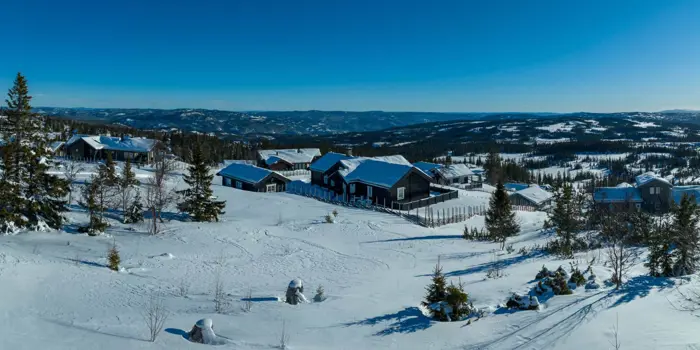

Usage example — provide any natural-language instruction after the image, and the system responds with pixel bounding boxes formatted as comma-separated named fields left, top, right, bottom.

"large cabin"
left=65, top=134, right=159, bottom=163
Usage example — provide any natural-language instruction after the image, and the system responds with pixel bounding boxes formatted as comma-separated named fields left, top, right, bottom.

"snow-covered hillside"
left=1, top=163, right=699, bottom=349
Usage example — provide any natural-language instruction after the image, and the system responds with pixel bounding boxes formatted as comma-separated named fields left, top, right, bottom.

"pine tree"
left=483, top=149, right=501, bottom=184
left=671, top=194, right=700, bottom=276
left=422, top=259, right=448, bottom=320
left=485, top=181, right=520, bottom=249
left=647, top=220, right=674, bottom=277
left=124, top=190, right=145, bottom=224
left=178, top=145, right=225, bottom=222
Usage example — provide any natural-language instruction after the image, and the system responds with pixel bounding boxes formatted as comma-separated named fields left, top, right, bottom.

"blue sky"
left=3, top=0, right=700, bottom=112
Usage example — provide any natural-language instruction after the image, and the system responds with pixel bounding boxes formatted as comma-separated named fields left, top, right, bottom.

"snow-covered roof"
left=511, top=185, right=553, bottom=205
left=412, top=161, right=443, bottom=174
left=338, top=155, right=420, bottom=189
left=433, top=164, right=474, bottom=179
left=217, top=163, right=287, bottom=184
left=309, top=152, right=352, bottom=172
left=258, top=148, right=321, bottom=165
left=504, top=183, right=529, bottom=192
left=593, top=187, right=643, bottom=203
left=66, top=134, right=157, bottom=152
left=48, top=141, right=64, bottom=152
left=635, top=172, right=672, bottom=187
left=616, top=182, right=633, bottom=188
left=673, top=186, right=700, bottom=205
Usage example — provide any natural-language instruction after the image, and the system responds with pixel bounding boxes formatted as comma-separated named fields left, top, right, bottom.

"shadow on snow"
left=363, top=235, right=463, bottom=243
left=342, top=306, right=434, bottom=336
left=416, top=251, right=546, bottom=278
left=608, top=275, right=676, bottom=309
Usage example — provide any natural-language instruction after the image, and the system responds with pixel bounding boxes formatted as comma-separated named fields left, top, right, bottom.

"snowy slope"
left=0, top=163, right=698, bottom=349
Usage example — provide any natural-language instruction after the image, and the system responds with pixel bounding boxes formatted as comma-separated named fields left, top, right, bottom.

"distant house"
left=509, top=185, right=554, bottom=209
left=65, top=134, right=159, bottom=163
left=593, top=187, right=643, bottom=211
left=311, top=154, right=434, bottom=206
left=48, top=141, right=65, bottom=157
left=257, top=148, right=321, bottom=171
left=431, top=164, right=481, bottom=185
left=217, top=163, right=290, bottom=193
left=412, top=161, right=443, bottom=175
left=635, top=172, right=674, bottom=213
left=593, top=172, right=675, bottom=214
left=310, top=152, right=353, bottom=188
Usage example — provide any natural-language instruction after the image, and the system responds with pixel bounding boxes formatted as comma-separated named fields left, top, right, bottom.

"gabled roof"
left=433, top=164, right=474, bottom=179
left=66, top=134, right=157, bottom=152
left=593, top=187, right=643, bottom=203
left=48, top=141, right=64, bottom=153
left=511, top=185, right=553, bottom=205
left=337, top=155, right=426, bottom=189
left=635, top=172, right=672, bottom=187
left=258, top=148, right=321, bottom=165
left=217, top=163, right=289, bottom=184
left=413, top=161, right=443, bottom=174
left=309, top=152, right=352, bottom=172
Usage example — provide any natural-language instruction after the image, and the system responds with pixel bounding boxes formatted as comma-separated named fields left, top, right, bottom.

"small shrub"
left=535, top=265, right=551, bottom=280
left=569, top=269, right=586, bottom=287
left=505, top=244, right=515, bottom=254
left=518, top=246, right=529, bottom=256
left=177, top=278, right=191, bottom=297
left=142, top=294, right=169, bottom=342
left=313, top=285, right=325, bottom=302
left=444, top=281, right=474, bottom=321
left=551, top=272, right=573, bottom=295
left=107, top=240, right=120, bottom=271
left=325, top=214, right=335, bottom=224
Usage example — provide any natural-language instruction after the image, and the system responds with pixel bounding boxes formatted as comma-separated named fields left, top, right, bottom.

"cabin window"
left=367, top=186, right=373, bottom=198
left=235, top=181, right=242, bottom=189
left=324, top=175, right=328, bottom=184
left=266, top=184, right=277, bottom=192
left=350, top=183, right=356, bottom=194
left=330, top=180, right=335, bottom=186
left=397, top=187, right=406, bottom=200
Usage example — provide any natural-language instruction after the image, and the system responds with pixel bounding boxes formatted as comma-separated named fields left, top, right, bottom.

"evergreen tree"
left=444, top=281, right=474, bottom=321
left=483, top=149, right=502, bottom=184
left=671, top=194, right=700, bottom=276
left=118, top=158, right=140, bottom=222
left=548, top=183, right=583, bottom=257
left=98, top=151, right=117, bottom=186
left=107, top=240, right=120, bottom=271
left=3, top=73, right=69, bottom=230
left=178, top=145, right=225, bottom=222
left=422, top=259, right=448, bottom=319
left=0, top=146, right=23, bottom=232
left=79, top=176, right=108, bottom=235
left=646, top=221, right=674, bottom=277
left=485, top=181, right=520, bottom=249
left=124, top=190, right=145, bottom=224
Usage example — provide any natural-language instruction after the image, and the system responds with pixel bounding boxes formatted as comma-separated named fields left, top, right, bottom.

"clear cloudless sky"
left=3, top=0, right=700, bottom=112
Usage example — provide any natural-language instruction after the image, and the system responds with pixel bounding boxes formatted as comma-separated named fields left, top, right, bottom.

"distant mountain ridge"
left=34, top=107, right=700, bottom=138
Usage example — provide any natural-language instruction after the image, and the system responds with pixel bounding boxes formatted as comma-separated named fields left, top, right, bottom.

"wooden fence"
left=285, top=181, right=497, bottom=228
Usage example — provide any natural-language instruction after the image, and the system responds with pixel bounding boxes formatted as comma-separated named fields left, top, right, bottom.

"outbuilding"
left=217, top=163, right=290, bottom=192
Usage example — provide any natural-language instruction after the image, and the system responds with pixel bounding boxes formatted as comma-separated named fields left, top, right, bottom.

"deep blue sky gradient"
left=3, top=0, right=700, bottom=112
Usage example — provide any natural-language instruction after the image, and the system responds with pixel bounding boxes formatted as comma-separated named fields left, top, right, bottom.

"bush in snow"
left=536, top=265, right=553, bottom=279
left=506, top=293, right=539, bottom=310
left=444, top=281, right=474, bottom=321
left=423, top=259, right=474, bottom=322
left=505, top=244, right=515, bottom=254
left=568, top=264, right=586, bottom=287
left=324, top=213, right=335, bottom=223
left=107, top=240, right=120, bottom=271
left=551, top=271, right=573, bottom=295
left=313, top=285, right=326, bottom=302
left=142, top=294, right=169, bottom=342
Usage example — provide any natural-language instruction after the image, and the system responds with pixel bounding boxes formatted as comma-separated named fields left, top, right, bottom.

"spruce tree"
left=422, top=259, right=448, bottom=320
left=483, top=149, right=501, bottom=184
left=646, top=221, right=674, bottom=277
left=4, top=73, right=69, bottom=230
left=548, top=183, right=582, bottom=257
left=0, top=146, right=23, bottom=232
left=79, top=176, right=108, bottom=235
left=124, top=190, right=144, bottom=224
left=485, top=181, right=520, bottom=249
left=99, top=151, right=118, bottom=186
left=178, top=145, right=225, bottom=222
left=671, top=194, right=700, bottom=276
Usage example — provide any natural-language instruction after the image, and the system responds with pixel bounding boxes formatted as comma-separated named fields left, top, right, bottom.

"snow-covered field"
left=1, top=162, right=699, bottom=349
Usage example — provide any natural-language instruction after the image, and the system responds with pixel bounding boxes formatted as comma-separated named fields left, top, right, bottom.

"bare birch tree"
left=62, top=160, right=83, bottom=205
left=145, top=156, right=177, bottom=234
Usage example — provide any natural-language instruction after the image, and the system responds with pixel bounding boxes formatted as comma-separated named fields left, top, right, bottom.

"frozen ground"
left=1, top=162, right=699, bottom=349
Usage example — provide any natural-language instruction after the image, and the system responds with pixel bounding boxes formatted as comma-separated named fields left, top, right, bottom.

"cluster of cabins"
left=593, top=171, right=700, bottom=213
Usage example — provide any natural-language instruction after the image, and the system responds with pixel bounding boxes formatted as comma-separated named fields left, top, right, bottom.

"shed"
left=432, top=164, right=479, bottom=185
